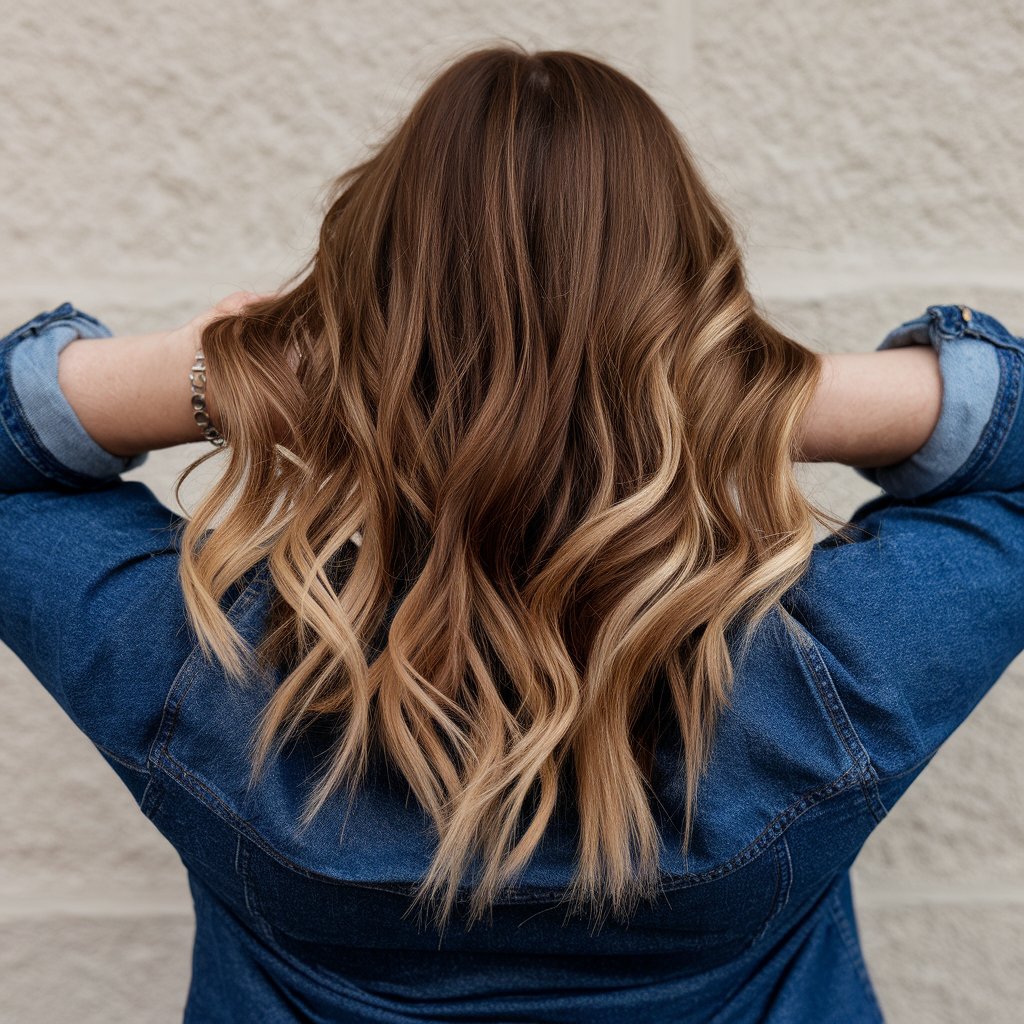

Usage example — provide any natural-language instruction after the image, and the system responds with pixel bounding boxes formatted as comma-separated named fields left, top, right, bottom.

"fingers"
left=215, top=290, right=266, bottom=315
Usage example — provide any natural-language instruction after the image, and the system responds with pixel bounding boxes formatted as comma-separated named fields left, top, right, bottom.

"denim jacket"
left=2, top=302, right=1022, bottom=1023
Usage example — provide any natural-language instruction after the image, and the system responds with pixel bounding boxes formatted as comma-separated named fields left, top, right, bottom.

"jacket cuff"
left=6, top=303, right=149, bottom=481
left=854, top=310, right=1000, bottom=499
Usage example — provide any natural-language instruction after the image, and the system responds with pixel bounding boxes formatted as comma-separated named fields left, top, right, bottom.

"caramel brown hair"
left=174, top=42, right=847, bottom=933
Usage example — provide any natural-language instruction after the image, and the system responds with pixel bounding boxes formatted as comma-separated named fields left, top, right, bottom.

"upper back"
left=140, top=556, right=882, bottom=963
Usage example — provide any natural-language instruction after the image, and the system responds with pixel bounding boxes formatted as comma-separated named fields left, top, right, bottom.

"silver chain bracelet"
left=189, top=349, right=226, bottom=447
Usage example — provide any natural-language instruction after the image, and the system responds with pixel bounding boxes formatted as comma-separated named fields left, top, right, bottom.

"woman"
left=2, top=44, right=1021, bottom=1023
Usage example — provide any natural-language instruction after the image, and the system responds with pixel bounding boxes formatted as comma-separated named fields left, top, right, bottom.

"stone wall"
left=1, top=2, right=1021, bottom=1020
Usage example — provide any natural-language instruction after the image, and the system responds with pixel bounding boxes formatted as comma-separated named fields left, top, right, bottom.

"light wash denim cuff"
left=8, top=318, right=149, bottom=480
left=855, top=326, right=999, bottom=499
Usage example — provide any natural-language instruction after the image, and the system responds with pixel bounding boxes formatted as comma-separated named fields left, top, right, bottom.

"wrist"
left=172, top=325, right=223, bottom=442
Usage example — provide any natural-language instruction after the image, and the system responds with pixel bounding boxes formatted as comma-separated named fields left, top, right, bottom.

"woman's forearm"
left=56, top=318, right=941, bottom=470
left=55, top=293, right=281, bottom=460
left=57, top=327, right=217, bottom=459
left=797, top=347, right=943, bottom=468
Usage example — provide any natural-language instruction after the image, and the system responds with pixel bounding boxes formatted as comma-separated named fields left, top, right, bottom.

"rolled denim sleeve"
left=853, top=304, right=1023, bottom=499
left=0, top=303, right=191, bottom=801
left=785, top=304, right=1024, bottom=811
left=0, top=301, right=148, bottom=492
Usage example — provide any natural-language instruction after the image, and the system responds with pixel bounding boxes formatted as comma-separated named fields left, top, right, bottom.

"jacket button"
left=959, top=304, right=972, bottom=321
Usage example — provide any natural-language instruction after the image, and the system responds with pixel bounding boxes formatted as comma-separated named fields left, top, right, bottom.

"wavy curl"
left=173, top=42, right=852, bottom=934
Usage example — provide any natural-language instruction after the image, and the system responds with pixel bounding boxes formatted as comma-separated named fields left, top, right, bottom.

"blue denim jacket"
left=2, top=302, right=1023, bottom=1023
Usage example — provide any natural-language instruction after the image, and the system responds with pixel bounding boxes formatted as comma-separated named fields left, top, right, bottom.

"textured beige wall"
left=1, top=2, right=1023, bottom=1021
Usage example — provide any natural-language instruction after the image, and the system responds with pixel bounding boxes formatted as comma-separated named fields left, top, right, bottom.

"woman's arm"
left=55, top=301, right=942, bottom=470
left=55, top=293, right=264, bottom=459
left=56, top=325, right=212, bottom=458
left=796, top=347, right=943, bottom=469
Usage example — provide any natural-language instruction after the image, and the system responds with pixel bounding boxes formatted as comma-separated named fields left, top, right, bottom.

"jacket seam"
left=142, top=565, right=267, bottom=819
left=151, top=741, right=860, bottom=903
left=872, top=749, right=937, bottom=787
left=750, top=834, right=793, bottom=947
left=828, top=885, right=886, bottom=1022
left=146, top=567, right=266, bottom=774
left=784, top=612, right=888, bottom=825
left=236, top=832, right=276, bottom=943
left=94, top=741, right=149, bottom=776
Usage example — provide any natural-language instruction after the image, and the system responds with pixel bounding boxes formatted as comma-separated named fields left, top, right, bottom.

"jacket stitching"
left=828, top=885, right=886, bottom=1022
left=148, top=570, right=265, bottom=770
left=873, top=750, right=937, bottom=786
left=750, top=834, right=793, bottom=948
left=236, top=832, right=276, bottom=943
left=93, top=741, right=147, bottom=775
left=148, top=646, right=205, bottom=768
left=784, top=613, right=888, bottom=825
left=152, top=742, right=859, bottom=903
left=143, top=570, right=267, bottom=820
left=140, top=765, right=167, bottom=821
left=780, top=832, right=794, bottom=908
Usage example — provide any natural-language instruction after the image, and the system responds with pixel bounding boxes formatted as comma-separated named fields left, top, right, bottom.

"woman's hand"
left=167, top=291, right=270, bottom=432
left=168, top=291, right=266, bottom=356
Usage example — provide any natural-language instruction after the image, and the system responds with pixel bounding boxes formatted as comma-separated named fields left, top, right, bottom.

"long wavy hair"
left=174, top=42, right=851, bottom=933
